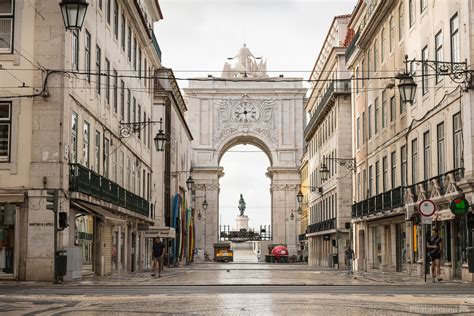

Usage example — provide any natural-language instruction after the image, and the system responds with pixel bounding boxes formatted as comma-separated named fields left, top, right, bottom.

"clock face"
left=234, top=102, right=259, bottom=122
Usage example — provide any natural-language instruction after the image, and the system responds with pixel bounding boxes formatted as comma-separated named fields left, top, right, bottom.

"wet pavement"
left=0, top=263, right=473, bottom=315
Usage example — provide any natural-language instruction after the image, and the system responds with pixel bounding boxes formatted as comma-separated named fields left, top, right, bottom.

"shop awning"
left=0, top=193, right=24, bottom=204
left=143, top=227, right=176, bottom=239
left=73, top=201, right=126, bottom=224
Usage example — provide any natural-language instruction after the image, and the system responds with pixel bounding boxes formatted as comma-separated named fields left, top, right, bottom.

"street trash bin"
left=467, top=247, right=474, bottom=273
left=55, top=251, right=67, bottom=277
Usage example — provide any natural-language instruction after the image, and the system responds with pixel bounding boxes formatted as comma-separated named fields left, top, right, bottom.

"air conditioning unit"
left=405, top=205, right=415, bottom=221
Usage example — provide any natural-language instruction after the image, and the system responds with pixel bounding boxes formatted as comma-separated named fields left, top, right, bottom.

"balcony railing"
left=305, top=79, right=351, bottom=138
left=352, top=186, right=405, bottom=218
left=152, top=32, right=162, bottom=62
left=345, top=30, right=360, bottom=62
left=69, top=163, right=149, bottom=217
left=405, top=168, right=464, bottom=204
left=307, top=218, right=336, bottom=234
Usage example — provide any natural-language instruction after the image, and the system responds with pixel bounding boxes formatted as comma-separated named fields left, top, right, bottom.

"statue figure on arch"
left=238, top=193, right=246, bottom=217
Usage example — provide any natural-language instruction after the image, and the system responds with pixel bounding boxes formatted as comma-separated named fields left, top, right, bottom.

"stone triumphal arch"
left=184, top=45, right=306, bottom=256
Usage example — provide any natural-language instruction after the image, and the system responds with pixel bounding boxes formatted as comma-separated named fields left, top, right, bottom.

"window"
left=105, top=58, right=110, bottom=104
left=389, top=16, right=394, bottom=53
left=363, top=169, right=367, bottom=198
left=381, top=28, right=385, bottom=62
left=85, top=30, right=91, bottom=83
left=391, top=151, right=397, bottom=188
left=367, top=49, right=371, bottom=80
left=137, top=167, right=141, bottom=196
left=127, top=26, right=132, bottom=62
left=143, top=113, right=147, bottom=145
left=400, top=94, right=406, bottom=114
left=138, top=48, right=142, bottom=79
left=121, top=14, right=126, bottom=51
left=390, top=96, right=396, bottom=122
left=437, top=122, right=445, bottom=174
left=112, top=151, right=117, bottom=182
left=106, top=0, right=111, bottom=25
left=375, top=161, right=380, bottom=195
left=113, top=0, right=118, bottom=39
left=72, top=30, right=79, bottom=71
left=71, top=112, right=78, bottom=163
left=422, top=46, right=428, bottom=95
left=133, top=97, right=136, bottom=124
left=0, top=102, right=11, bottom=161
left=83, top=121, right=90, bottom=167
left=96, top=45, right=101, bottom=95
left=0, top=0, right=14, bottom=53
left=137, top=105, right=141, bottom=139
left=361, top=59, right=365, bottom=87
left=375, top=99, right=379, bottom=134
left=356, top=116, right=360, bottom=149
left=127, top=89, right=131, bottom=122
left=373, top=40, right=378, bottom=72
left=120, top=80, right=125, bottom=121
left=399, top=3, right=404, bottom=40
left=421, top=0, right=427, bottom=13
left=113, top=69, right=118, bottom=113
left=133, top=38, right=137, bottom=70
left=362, top=111, right=366, bottom=143
left=450, top=13, right=459, bottom=63
left=126, top=157, right=131, bottom=190
left=382, top=156, right=388, bottom=192
left=401, top=145, right=407, bottom=186
left=435, top=31, right=443, bottom=83
left=144, top=59, right=148, bottom=86
left=357, top=173, right=361, bottom=200
left=368, top=165, right=373, bottom=197
left=453, top=112, right=463, bottom=170
left=103, top=137, right=109, bottom=177
left=409, top=0, right=415, bottom=27
left=95, top=130, right=100, bottom=173
left=368, top=105, right=372, bottom=139
left=382, top=91, right=387, bottom=128
left=412, top=138, right=418, bottom=184
left=423, top=131, right=430, bottom=180
left=119, top=151, right=124, bottom=186
left=98, top=0, right=103, bottom=10
left=355, top=67, right=359, bottom=94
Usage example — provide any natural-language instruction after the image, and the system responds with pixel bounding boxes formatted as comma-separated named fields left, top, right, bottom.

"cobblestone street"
left=1, top=262, right=473, bottom=315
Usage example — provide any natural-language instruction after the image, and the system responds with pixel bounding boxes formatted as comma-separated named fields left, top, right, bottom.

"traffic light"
left=46, top=190, right=58, bottom=212
left=58, top=212, right=68, bottom=230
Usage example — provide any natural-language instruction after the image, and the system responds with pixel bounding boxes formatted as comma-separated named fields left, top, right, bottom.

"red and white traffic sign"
left=418, top=199, right=436, bottom=217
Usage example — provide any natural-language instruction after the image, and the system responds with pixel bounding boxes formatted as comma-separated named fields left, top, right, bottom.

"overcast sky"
left=154, top=0, right=355, bottom=229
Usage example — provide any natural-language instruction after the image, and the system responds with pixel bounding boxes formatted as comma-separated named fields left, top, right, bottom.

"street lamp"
left=59, top=0, right=89, bottom=31
left=296, top=190, right=303, bottom=205
left=186, top=175, right=195, bottom=191
left=197, top=211, right=202, bottom=220
left=320, top=163, right=330, bottom=182
left=290, top=212, right=295, bottom=221
left=202, top=199, right=208, bottom=211
left=297, top=206, right=302, bottom=216
left=396, top=54, right=473, bottom=105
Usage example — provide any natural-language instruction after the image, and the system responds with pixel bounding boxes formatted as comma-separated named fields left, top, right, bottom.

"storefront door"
left=75, top=214, right=94, bottom=274
left=0, top=205, right=15, bottom=276
left=396, top=223, right=406, bottom=272
left=373, top=227, right=382, bottom=269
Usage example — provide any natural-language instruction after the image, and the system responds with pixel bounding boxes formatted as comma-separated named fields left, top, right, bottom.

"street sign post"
left=418, top=199, right=436, bottom=282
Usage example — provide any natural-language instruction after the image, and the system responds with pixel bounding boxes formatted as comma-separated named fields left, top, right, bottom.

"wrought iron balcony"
left=69, top=163, right=149, bottom=217
left=304, top=79, right=351, bottom=140
left=307, top=218, right=336, bottom=234
left=352, top=186, right=405, bottom=218
left=345, top=30, right=360, bottom=62
left=405, top=168, right=464, bottom=204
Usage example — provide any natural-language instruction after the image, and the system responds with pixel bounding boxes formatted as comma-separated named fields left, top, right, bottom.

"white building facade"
left=305, top=15, right=353, bottom=267
left=346, top=0, right=474, bottom=282
left=0, top=0, right=163, bottom=281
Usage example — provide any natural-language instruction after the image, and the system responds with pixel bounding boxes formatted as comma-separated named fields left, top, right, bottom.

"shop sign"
left=418, top=200, right=436, bottom=217
left=449, top=197, right=470, bottom=216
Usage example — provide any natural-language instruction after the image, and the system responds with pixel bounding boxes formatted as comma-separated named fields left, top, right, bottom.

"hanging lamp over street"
left=59, top=0, right=89, bottom=31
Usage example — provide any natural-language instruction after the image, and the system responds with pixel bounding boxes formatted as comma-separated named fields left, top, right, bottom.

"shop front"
left=143, top=227, right=176, bottom=269
left=0, top=204, right=17, bottom=278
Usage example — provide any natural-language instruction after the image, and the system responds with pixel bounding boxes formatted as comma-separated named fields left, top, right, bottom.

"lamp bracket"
left=406, top=57, right=472, bottom=89
left=119, top=120, right=163, bottom=138
left=324, top=157, right=356, bottom=171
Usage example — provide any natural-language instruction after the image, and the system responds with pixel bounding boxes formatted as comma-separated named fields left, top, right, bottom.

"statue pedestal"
left=235, top=215, right=249, bottom=230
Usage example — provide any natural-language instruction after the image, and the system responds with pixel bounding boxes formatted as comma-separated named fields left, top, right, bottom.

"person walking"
left=152, top=236, right=165, bottom=278
left=427, top=227, right=442, bottom=282
left=344, top=244, right=355, bottom=275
